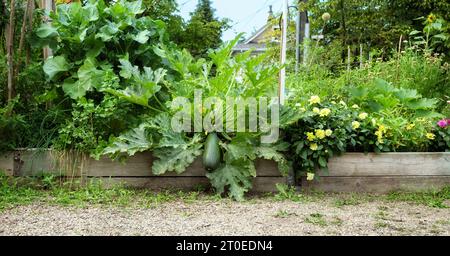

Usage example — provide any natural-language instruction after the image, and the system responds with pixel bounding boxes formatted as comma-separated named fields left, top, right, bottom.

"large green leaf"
left=106, top=58, right=164, bottom=107
left=405, top=98, right=438, bottom=110
left=96, top=22, right=120, bottom=42
left=102, top=123, right=153, bottom=157
left=132, top=30, right=152, bottom=44
left=36, top=24, right=59, bottom=38
left=152, top=134, right=203, bottom=175
left=206, top=162, right=254, bottom=201
left=77, top=58, right=105, bottom=91
left=62, top=79, right=90, bottom=99
left=255, top=145, right=290, bottom=175
left=43, top=56, right=69, bottom=80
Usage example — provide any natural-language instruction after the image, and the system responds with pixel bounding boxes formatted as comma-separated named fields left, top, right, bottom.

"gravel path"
left=1, top=199, right=449, bottom=236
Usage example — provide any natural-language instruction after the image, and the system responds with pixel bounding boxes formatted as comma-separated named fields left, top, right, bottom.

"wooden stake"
left=16, top=0, right=32, bottom=77
left=7, top=0, right=16, bottom=102
left=347, top=45, right=351, bottom=71
left=279, top=0, right=288, bottom=105
left=360, top=44, right=363, bottom=69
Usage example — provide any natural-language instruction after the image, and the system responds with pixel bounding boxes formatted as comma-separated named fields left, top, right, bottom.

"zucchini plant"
left=102, top=37, right=291, bottom=201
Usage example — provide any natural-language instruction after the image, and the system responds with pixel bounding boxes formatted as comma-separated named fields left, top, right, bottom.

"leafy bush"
left=288, top=49, right=450, bottom=113
left=284, top=95, right=449, bottom=178
left=0, top=98, right=27, bottom=152
left=36, top=0, right=169, bottom=153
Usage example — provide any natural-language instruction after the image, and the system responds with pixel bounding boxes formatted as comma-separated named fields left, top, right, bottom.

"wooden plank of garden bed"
left=89, top=177, right=285, bottom=192
left=10, top=150, right=283, bottom=177
left=0, top=152, right=14, bottom=176
left=87, top=155, right=282, bottom=177
left=321, top=153, right=450, bottom=177
left=301, top=176, right=450, bottom=193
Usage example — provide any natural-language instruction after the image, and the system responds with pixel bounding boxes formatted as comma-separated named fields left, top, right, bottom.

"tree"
left=303, top=0, right=450, bottom=61
left=180, top=0, right=230, bottom=58
left=142, top=0, right=184, bottom=44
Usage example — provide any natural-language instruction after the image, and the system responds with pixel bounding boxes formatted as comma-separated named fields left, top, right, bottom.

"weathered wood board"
left=301, top=176, right=450, bottom=193
left=1, top=150, right=449, bottom=193
left=319, top=153, right=450, bottom=177
left=302, top=153, right=450, bottom=193
left=0, top=150, right=284, bottom=192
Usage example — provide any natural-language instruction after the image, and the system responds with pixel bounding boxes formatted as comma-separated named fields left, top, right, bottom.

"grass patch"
left=0, top=176, right=44, bottom=211
left=274, top=209, right=297, bottom=218
left=333, top=193, right=373, bottom=207
left=1, top=175, right=450, bottom=211
left=273, top=184, right=325, bottom=203
left=385, top=187, right=450, bottom=208
left=304, top=213, right=327, bottom=227
left=0, top=175, right=215, bottom=211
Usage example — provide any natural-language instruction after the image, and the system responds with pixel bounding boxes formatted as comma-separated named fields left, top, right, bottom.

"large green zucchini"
left=203, top=132, right=221, bottom=171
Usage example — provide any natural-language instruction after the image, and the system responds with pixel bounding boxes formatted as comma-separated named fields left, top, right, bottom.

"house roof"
left=232, top=23, right=273, bottom=54
left=243, top=24, right=270, bottom=44
left=232, top=43, right=267, bottom=53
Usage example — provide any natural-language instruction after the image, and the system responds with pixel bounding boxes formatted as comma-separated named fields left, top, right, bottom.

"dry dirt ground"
left=0, top=198, right=449, bottom=236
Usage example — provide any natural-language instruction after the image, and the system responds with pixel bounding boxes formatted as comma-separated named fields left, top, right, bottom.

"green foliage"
left=0, top=98, right=27, bottom=152
left=303, top=0, right=450, bottom=58
left=35, top=0, right=169, bottom=153
left=284, top=93, right=447, bottom=177
left=387, top=186, right=450, bottom=208
left=179, top=0, right=230, bottom=58
left=410, top=14, right=450, bottom=57
left=101, top=37, right=289, bottom=200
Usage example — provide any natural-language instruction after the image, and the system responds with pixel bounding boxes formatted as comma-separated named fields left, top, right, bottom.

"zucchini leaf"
left=206, top=160, right=254, bottom=201
left=152, top=134, right=203, bottom=175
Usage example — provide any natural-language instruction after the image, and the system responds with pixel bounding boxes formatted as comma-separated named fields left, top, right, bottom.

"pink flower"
left=437, top=119, right=449, bottom=128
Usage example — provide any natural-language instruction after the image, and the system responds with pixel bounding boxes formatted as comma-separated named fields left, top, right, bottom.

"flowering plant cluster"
left=284, top=96, right=449, bottom=179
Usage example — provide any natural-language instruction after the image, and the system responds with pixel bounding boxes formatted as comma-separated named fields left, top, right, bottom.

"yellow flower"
left=358, top=112, right=368, bottom=120
left=325, top=129, right=333, bottom=137
left=375, top=126, right=386, bottom=144
left=352, top=121, right=361, bottom=130
left=426, top=133, right=436, bottom=140
left=306, top=132, right=316, bottom=141
left=319, top=108, right=331, bottom=117
left=310, top=143, right=318, bottom=151
left=352, top=104, right=360, bottom=109
left=406, top=124, right=415, bottom=130
left=315, top=129, right=326, bottom=139
left=306, top=172, right=315, bottom=181
left=427, top=13, right=436, bottom=23
left=313, top=107, right=320, bottom=114
left=309, top=95, right=321, bottom=105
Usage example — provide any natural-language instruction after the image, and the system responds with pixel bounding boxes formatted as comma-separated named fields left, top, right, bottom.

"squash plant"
left=37, top=0, right=290, bottom=200
left=102, top=38, right=290, bottom=201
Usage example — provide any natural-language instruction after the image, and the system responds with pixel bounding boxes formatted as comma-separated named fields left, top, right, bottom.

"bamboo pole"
left=347, top=45, right=351, bottom=71
left=279, top=0, right=288, bottom=105
left=6, top=0, right=16, bottom=102
left=26, top=0, right=34, bottom=65
left=16, top=0, right=32, bottom=77
left=359, top=44, right=363, bottom=69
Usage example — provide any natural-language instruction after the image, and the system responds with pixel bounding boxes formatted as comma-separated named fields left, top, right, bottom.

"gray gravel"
left=0, top=199, right=449, bottom=236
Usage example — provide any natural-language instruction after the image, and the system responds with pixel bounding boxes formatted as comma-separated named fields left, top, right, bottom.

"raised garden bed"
left=0, top=150, right=449, bottom=193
